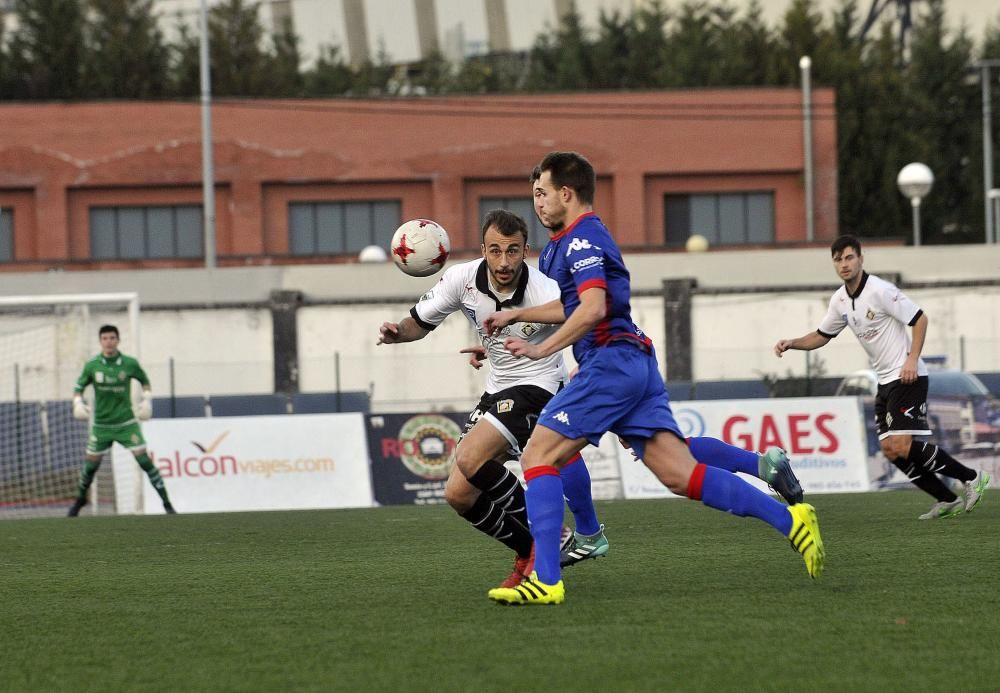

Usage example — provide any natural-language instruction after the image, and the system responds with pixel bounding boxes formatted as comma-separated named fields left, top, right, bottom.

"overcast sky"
left=154, top=0, right=999, bottom=67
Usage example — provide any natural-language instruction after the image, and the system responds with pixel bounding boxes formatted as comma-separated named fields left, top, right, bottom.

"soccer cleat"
left=499, top=544, right=535, bottom=589
left=758, top=447, right=804, bottom=505
left=164, top=503, right=177, bottom=515
left=961, top=471, right=990, bottom=513
left=918, top=498, right=964, bottom=520
left=488, top=571, right=565, bottom=605
left=67, top=497, right=87, bottom=517
left=560, top=524, right=609, bottom=568
left=560, top=524, right=574, bottom=552
left=787, top=503, right=824, bottom=579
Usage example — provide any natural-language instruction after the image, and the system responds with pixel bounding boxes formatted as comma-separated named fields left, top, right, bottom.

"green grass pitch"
left=3, top=491, right=998, bottom=691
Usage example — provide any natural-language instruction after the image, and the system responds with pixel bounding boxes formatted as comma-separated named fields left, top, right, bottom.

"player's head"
left=98, top=324, right=120, bottom=355
left=830, top=235, right=863, bottom=284
left=530, top=152, right=596, bottom=232
left=481, top=209, right=529, bottom=291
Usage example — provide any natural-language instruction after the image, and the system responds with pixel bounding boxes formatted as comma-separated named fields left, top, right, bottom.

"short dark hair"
left=481, top=208, right=529, bottom=243
left=99, top=324, right=119, bottom=337
left=530, top=151, right=596, bottom=205
left=830, top=234, right=861, bottom=258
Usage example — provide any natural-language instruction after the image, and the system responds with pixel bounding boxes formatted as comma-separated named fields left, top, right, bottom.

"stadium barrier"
left=110, top=397, right=878, bottom=515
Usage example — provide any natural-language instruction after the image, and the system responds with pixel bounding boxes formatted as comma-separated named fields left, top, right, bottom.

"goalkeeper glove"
left=72, top=395, right=91, bottom=420
left=136, top=392, right=153, bottom=421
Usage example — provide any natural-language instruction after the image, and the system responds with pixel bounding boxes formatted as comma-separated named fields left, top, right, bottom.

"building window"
left=664, top=192, right=774, bottom=247
left=479, top=197, right=547, bottom=249
left=89, top=205, right=203, bottom=259
left=0, top=208, right=13, bottom=261
left=288, top=200, right=400, bottom=256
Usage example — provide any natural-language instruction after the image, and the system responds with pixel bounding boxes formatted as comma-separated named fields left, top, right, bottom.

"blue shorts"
left=538, top=341, right=680, bottom=450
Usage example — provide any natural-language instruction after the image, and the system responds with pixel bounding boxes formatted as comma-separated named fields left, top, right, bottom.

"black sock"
left=907, top=441, right=975, bottom=482
left=891, top=457, right=957, bottom=502
left=460, top=494, right=533, bottom=558
left=468, top=459, right=528, bottom=531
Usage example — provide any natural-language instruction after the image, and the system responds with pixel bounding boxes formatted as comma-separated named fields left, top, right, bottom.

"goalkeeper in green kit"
left=68, top=324, right=175, bottom=516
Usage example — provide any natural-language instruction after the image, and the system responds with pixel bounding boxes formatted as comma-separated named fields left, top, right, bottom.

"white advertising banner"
left=619, top=397, right=869, bottom=499
left=112, top=414, right=374, bottom=514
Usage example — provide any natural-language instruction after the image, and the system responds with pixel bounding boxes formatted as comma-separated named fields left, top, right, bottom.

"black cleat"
left=164, top=503, right=177, bottom=514
left=67, top=497, right=88, bottom=517
left=758, top=447, right=804, bottom=505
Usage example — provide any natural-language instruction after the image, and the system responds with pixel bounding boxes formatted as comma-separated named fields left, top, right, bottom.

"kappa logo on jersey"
left=553, top=411, right=570, bottom=425
left=496, top=399, right=514, bottom=413
left=565, top=238, right=601, bottom=256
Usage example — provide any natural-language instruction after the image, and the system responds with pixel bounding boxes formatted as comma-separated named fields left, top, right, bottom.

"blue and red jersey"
left=538, top=212, right=653, bottom=365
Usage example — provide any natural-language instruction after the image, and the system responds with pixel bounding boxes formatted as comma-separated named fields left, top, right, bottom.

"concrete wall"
left=1, top=242, right=996, bottom=409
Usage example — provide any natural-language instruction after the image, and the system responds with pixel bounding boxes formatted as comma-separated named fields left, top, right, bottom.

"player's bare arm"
left=505, top=287, right=606, bottom=360
left=483, top=298, right=565, bottom=335
left=460, top=345, right=487, bottom=370
left=377, top=316, right=429, bottom=345
left=901, top=312, right=929, bottom=384
left=774, top=331, right=831, bottom=357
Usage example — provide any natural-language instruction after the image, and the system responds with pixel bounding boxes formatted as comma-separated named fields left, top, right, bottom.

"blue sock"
left=689, top=436, right=759, bottom=476
left=525, top=470, right=565, bottom=584
left=700, top=466, right=792, bottom=535
left=560, top=454, right=600, bottom=536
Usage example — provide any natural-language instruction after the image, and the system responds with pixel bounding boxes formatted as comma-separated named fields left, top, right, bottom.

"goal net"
left=0, top=293, right=140, bottom=519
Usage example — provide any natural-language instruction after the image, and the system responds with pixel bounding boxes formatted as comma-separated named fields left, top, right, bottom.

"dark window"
left=664, top=192, right=774, bottom=247
left=89, top=205, right=203, bottom=259
left=479, top=197, right=547, bottom=250
left=0, top=208, right=13, bottom=261
left=288, top=200, right=400, bottom=256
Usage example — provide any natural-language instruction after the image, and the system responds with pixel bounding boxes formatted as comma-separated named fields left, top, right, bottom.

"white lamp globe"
left=897, top=163, right=934, bottom=200
left=358, top=245, right=388, bottom=263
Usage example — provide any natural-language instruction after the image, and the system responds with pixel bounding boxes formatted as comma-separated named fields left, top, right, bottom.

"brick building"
left=0, top=89, right=837, bottom=271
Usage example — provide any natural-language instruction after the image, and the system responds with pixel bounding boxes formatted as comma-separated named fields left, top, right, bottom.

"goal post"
left=0, top=293, right=140, bottom=519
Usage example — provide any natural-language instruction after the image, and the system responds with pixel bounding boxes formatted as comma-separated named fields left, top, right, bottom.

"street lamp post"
left=199, top=0, right=217, bottom=269
left=989, top=189, right=1000, bottom=240
left=974, top=60, right=1000, bottom=244
left=897, top=163, right=934, bottom=246
left=800, top=56, right=815, bottom=243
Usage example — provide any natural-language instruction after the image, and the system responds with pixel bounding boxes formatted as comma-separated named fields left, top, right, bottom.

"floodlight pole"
left=200, top=0, right=217, bottom=268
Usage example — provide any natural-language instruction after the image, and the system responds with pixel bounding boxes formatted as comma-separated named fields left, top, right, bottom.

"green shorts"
left=88, top=421, right=146, bottom=455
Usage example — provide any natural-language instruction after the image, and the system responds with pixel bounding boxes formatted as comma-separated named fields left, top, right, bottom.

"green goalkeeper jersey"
left=74, top=352, right=150, bottom=427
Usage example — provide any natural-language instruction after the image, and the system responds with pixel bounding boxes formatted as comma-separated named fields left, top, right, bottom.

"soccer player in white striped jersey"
left=377, top=209, right=603, bottom=588
left=775, top=234, right=989, bottom=519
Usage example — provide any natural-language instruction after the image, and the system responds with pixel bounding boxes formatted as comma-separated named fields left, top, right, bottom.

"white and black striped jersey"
left=817, top=272, right=927, bottom=385
left=410, top=259, right=567, bottom=395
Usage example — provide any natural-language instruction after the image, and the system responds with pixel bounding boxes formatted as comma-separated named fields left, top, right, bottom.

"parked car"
left=835, top=368, right=1000, bottom=455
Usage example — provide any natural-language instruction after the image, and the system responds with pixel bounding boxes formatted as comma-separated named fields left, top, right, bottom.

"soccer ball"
left=390, top=219, right=450, bottom=277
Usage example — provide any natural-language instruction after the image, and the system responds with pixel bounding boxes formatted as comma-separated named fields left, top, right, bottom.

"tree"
left=665, top=1, right=723, bottom=87
left=208, top=0, right=271, bottom=97
left=265, top=15, right=304, bottom=97
left=82, top=0, right=169, bottom=99
left=905, top=0, right=979, bottom=243
left=5, top=0, right=86, bottom=99
left=625, top=0, right=672, bottom=88
left=304, top=44, right=353, bottom=96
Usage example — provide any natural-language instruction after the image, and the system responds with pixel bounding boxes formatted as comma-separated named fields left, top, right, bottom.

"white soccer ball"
left=390, top=219, right=450, bottom=277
